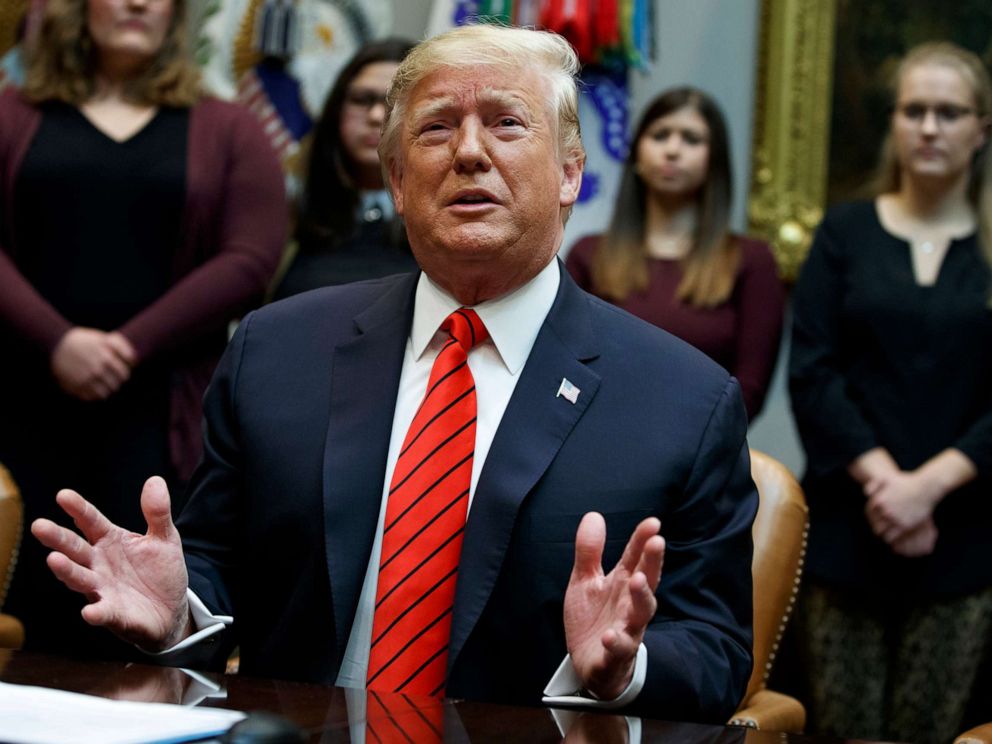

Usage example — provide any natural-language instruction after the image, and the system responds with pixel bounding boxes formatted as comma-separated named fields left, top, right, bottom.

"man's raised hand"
left=31, top=476, right=191, bottom=650
left=564, top=513, right=665, bottom=701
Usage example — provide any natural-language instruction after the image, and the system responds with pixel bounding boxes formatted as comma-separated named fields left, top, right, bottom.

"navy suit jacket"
left=176, top=265, right=756, bottom=722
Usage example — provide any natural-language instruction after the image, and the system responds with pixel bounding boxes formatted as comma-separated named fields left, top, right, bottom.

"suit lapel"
left=322, top=274, right=418, bottom=661
left=448, top=267, right=602, bottom=672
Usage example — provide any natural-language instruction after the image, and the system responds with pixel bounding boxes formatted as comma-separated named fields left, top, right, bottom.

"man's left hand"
left=564, top=513, right=664, bottom=701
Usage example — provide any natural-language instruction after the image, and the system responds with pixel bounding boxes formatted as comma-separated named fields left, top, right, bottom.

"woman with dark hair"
left=789, top=41, right=992, bottom=744
left=272, top=38, right=416, bottom=299
left=0, top=0, right=285, bottom=656
left=566, top=87, right=783, bottom=419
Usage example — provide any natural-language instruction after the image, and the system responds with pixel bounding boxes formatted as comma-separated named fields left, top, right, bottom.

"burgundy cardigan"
left=0, top=89, right=287, bottom=481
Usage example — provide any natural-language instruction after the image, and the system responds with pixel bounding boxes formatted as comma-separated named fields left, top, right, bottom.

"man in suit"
left=32, top=24, right=756, bottom=722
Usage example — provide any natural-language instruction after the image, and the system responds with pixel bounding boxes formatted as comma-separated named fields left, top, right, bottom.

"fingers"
left=601, top=625, right=640, bottom=663
left=626, top=566, right=659, bottom=631
left=572, top=512, right=606, bottom=580
left=80, top=601, right=117, bottom=628
left=881, top=525, right=904, bottom=545
left=891, top=520, right=938, bottom=557
left=85, top=380, right=114, bottom=401
left=864, top=496, right=884, bottom=520
left=106, top=331, right=138, bottom=367
left=611, top=529, right=664, bottom=645
left=865, top=501, right=893, bottom=537
left=55, top=489, right=117, bottom=544
left=863, top=477, right=885, bottom=498
left=635, top=534, right=665, bottom=593
left=618, top=517, right=662, bottom=575
left=31, top=518, right=95, bottom=566
left=46, top=551, right=100, bottom=595
left=140, top=476, right=177, bottom=541
left=98, top=343, right=132, bottom=386
left=892, top=538, right=926, bottom=558
left=865, top=506, right=885, bottom=535
left=866, top=508, right=902, bottom=544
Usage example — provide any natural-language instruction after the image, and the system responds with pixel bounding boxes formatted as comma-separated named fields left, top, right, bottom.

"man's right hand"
left=31, top=476, right=191, bottom=651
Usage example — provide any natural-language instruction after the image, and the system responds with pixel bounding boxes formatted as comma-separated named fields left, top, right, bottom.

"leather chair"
left=957, top=724, right=992, bottom=744
left=728, top=450, right=808, bottom=732
left=0, top=463, right=25, bottom=648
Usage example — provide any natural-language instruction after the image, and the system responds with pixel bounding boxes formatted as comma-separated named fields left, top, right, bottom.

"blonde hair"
left=873, top=42, right=992, bottom=267
left=22, top=0, right=200, bottom=106
left=378, top=24, right=584, bottom=219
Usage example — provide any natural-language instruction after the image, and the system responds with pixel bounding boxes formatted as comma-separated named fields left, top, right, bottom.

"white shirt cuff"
left=145, top=589, right=233, bottom=656
left=541, top=642, right=647, bottom=709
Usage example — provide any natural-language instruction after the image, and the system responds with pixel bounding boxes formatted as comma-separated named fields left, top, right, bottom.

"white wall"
left=390, top=0, right=432, bottom=40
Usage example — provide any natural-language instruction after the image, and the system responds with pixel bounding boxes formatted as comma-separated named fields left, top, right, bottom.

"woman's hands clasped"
left=50, top=327, right=137, bottom=401
left=851, top=447, right=977, bottom=558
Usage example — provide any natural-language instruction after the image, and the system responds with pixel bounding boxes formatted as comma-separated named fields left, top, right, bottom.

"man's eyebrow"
left=411, top=95, right=459, bottom=122
left=410, top=88, right=535, bottom=122
left=476, top=88, right=533, bottom=113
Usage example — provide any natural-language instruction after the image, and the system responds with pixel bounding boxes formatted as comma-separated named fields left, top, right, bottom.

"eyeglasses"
left=896, top=102, right=976, bottom=125
left=345, top=89, right=388, bottom=111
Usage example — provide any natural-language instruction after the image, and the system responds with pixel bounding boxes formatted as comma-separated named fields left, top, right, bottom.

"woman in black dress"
left=789, top=41, right=992, bottom=744
left=0, top=0, right=284, bottom=656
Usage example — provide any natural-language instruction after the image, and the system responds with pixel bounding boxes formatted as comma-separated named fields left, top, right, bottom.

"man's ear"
left=388, top=160, right=405, bottom=216
left=559, top=152, right=585, bottom=208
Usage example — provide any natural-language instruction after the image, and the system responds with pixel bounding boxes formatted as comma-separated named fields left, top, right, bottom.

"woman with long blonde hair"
left=789, top=41, right=992, bottom=743
left=0, top=0, right=285, bottom=657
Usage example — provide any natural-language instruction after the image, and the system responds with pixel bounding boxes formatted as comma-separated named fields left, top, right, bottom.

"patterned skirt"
left=793, top=582, right=992, bottom=744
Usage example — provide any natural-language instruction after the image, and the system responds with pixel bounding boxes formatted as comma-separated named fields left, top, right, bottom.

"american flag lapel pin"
left=556, top=377, right=580, bottom=404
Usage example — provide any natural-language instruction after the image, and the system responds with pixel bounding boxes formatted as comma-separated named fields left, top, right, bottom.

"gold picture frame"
left=748, top=0, right=838, bottom=281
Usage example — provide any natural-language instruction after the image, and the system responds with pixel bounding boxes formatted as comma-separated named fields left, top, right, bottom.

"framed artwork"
left=747, top=0, right=837, bottom=281
left=748, top=0, right=992, bottom=280
left=1, top=0, right=26, bottom=56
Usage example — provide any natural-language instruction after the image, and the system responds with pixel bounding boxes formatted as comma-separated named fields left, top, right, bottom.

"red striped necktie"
left=367, top=308, right=489, bottom=697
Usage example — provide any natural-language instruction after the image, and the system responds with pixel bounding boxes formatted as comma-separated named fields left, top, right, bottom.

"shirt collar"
left=410, top=259, right=561, bottom=375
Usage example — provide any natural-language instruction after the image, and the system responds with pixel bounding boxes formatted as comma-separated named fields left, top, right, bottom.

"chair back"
left=0, top=463, right=22, bottom=610
left=744, top=450, right=808, bottom=701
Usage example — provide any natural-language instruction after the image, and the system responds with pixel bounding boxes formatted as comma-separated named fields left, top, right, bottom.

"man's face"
left=389, top=65, right=582, bottom=304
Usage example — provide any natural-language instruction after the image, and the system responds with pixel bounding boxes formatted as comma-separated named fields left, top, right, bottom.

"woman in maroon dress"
left=566, top=87, right=783, bottom=419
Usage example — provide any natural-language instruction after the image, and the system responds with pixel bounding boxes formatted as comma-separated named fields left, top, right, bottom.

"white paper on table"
left=0, top=680, right=246, bottom=744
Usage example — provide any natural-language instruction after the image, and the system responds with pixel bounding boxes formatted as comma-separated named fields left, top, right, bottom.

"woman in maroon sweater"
left=566, top=87, right=783, bottom=419
left=0, top=0, right=285, bottom=656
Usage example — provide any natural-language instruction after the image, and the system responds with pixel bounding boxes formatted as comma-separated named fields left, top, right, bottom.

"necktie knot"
left=442, top=309, right=488, bottom=352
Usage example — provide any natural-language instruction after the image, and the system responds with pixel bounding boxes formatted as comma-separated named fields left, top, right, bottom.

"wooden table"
left=0, top=650, right=892, bottom=743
